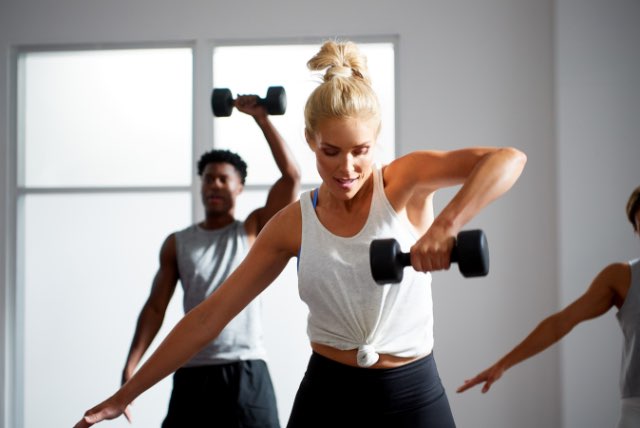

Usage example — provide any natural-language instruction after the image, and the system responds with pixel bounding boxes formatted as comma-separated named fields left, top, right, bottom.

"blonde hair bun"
left=307, top=40, right=371, bottom=85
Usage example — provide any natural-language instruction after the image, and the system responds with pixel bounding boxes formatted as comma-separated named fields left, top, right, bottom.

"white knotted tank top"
left=298, top=166, right=434, bottom=367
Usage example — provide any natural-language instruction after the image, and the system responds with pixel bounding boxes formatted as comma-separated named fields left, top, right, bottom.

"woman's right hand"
left=73, top=395, right=132, bottom=428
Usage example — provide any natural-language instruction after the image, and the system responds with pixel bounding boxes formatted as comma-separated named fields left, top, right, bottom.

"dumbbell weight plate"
left=264, top=86, right=287, bottom=115
left=455, top=230, right=490, bottom=277
left=211, top=88, right=233, bottom=117
left=370, top=238, right=409, bottom=285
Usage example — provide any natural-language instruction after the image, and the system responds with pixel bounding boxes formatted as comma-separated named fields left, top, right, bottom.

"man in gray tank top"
left=121, top=94, right=300, bottom=428
left=457, top=185, right=640, bottom=428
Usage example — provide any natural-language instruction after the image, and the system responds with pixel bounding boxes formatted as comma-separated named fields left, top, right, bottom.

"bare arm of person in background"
left=457, top=262, right=630, bottom=393
left=234, top=94, right=300, bottom=238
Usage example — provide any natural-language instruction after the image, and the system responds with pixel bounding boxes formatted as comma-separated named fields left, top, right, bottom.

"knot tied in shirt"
left=357, top=344, right=379, bottom=368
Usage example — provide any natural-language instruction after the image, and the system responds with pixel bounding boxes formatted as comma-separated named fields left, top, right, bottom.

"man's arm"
left=235, top=95, right=301, bottom=235
left=457, top=262, right=630, bottom=393
left=122, top=234, right=179, bottom=385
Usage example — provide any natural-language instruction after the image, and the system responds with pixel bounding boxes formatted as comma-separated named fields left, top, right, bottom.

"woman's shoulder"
left=257, top=200, right=302, bottom=255
left=596, top=262, right=632, bottom=298
left=264, top=199, right=303, bottom=235
left=280, top=199, right=303, bottom=218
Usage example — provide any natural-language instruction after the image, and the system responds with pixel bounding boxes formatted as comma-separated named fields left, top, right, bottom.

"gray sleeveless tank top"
left=174, top=221, right=267, bottom=367
left=617, top=257, right=640, bottom=398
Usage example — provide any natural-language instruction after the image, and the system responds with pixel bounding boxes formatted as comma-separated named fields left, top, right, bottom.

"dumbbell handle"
left=229, top=94, right=264, bottom=105
left=397, top=246, right=458, bottom=266
left=394, top=244, right=462, bottom=267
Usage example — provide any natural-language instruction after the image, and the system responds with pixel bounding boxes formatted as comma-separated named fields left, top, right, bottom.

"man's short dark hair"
left=197, top=149, right=248, bottom=184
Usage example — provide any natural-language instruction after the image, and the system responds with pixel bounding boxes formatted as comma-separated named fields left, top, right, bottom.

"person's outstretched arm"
left=74, top=204, right=300, bottom=427
left=235, top=94, right=301, bottom=234
left=456, top=262, right=629, bottom=393
left=122, top=234, right=179, bottom=385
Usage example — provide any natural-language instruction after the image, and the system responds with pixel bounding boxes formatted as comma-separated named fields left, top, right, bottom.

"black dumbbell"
left=369, top=229, right=490, bottom=284
left=211, top=86, right=287, bottom=117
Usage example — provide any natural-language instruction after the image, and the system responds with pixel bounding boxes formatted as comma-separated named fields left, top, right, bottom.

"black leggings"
left=287, top=352, right=456, bottom=428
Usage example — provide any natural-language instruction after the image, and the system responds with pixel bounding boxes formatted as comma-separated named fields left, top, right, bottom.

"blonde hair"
left=304, top=40, right=381, bottom=137
left=626, top=185, right=640, bottom=231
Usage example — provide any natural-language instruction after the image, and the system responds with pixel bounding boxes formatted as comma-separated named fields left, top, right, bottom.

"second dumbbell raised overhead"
left=369, top=229, right=490, bottom=284
left=211, top=86, right=287, bottom=117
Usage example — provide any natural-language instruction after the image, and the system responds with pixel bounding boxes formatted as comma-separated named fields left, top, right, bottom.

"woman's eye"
left=323, top=149, right=339, bottom=156
left=354, top=147, right=370, bottom=156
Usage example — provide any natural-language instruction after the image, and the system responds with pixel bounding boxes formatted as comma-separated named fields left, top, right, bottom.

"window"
left=22, top=48, right=192, bottom=187
left=17, top=47, right=193, bottom=428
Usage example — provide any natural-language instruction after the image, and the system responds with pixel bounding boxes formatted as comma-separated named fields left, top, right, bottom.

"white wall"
left=556, top=0, right=640, bottom=427
left=1, top=0, right=636, bottom=427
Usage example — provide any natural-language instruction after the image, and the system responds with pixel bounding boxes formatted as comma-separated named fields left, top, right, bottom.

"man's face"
left=200, top=162, right=244, bottom=215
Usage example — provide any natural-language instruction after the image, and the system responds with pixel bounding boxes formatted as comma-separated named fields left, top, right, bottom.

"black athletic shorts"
left=162, top=359, right=280, bottom=428
left=287, top=352, right=456, bottom=428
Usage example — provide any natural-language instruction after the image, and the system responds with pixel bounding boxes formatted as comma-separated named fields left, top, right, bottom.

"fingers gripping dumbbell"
left=369, top=229, right=490, bottom=284
left=211, top=86, right=287, bottom=117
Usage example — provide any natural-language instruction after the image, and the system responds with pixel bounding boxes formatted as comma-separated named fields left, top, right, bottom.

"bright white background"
left=22, top=49, right=193, bottom=187
left=1, top=1, right=639, bottom=428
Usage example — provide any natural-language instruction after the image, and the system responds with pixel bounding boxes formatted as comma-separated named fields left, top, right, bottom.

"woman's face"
left=306, top=116, right=378, bottom=200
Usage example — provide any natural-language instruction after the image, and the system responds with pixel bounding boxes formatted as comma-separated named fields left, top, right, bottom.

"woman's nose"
left=339, top=153, right=354, bottom=172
